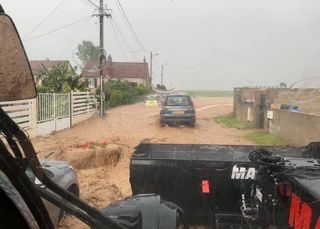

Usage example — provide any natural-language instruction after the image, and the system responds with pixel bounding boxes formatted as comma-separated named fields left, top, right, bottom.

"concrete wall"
left=234, top=87, right=320, bottom=128
left=235, top=105, right=248, bottom=122
left=233, top=88, right=266, bottom=128
left=234, top=87, right=320, bottom=145
left=235, top=105, right=262, bottom=128
left=268, top=110, right=320, bottom=146
left=72, top=110, right=96, bottom=125
left=272, top=88, right=320, bottom=115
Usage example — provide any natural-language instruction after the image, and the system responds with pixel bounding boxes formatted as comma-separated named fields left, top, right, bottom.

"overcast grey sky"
left=2, top=0, right=320, bottom=90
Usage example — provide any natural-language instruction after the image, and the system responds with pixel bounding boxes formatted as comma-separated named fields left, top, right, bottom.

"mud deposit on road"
left=61, top=144, right=122, bottom=170
left=31, top=97, right=251, bottom=228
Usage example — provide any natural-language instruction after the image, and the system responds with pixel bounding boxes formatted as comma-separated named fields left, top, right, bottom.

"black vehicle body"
left=2, top=4, right=320, bottom=229
left=160, top=95, right=196, bottom=127
left=0, top=8, right=186, bottom=229
left=130, top=143, right=320, bottom=228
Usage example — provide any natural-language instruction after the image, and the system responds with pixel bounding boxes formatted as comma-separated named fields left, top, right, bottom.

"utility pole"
left=161, top=65, right=164, bottom=86
left=161, top=63, right=168, bottom=87
left=149, top=52, right=159, bottom=91
left=99, top=0, right=104, bottom=117
left=150, top=52, right=153, bottom=90
left=97, top=0, right=111, bottom=117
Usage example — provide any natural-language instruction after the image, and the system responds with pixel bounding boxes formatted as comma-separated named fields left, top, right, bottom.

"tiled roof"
left=82, top=61, right=149, bottom=79
left=29, top=60, right=70, bottom=75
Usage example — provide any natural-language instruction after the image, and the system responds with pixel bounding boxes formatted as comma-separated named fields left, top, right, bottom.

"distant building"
left=82, top=55, right=150, bottom=89
left=233, top=87, right=320, bottom=128
left=29, top=59, right=73, bottom=85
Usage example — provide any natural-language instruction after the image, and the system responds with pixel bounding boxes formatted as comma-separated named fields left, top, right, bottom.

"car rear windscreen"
left=166, top=96, right=191, bottom=106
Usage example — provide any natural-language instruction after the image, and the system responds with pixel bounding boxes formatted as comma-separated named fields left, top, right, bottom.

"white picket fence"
left=0, top=99, right=34, bottom=129
left=0, top=91, right=97, bottom=137
left=72, top=91, right=96, bottom=116
left=37, top=93, right=70, bottom=123
left=36, top=93, right=71, bottom=135
left=71, top=91, right=97, bottom=126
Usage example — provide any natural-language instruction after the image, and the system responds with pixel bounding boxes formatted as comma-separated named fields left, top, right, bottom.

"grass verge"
left=245, top=132, right=288, bottom=146
left=215, top=114, right=288, bottom=146
left=185, top=90, right=233, bottom=97
left=215, top=115, right=252, bottom=129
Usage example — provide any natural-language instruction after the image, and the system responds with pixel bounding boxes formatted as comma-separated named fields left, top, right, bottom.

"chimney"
left=143, top=56, right=146, bottom=63
left=45, top=58, right=50, bottom=61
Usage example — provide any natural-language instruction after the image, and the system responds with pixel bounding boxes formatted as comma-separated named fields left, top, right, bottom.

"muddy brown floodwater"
left=32, top=97, right=252, bottom=228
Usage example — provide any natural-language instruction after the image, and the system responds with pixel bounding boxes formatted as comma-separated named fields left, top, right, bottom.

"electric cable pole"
left=161, top=65, right=164, bottom=86
left=96, top=0, right=111, bottom=117
left=150, top=52, right=153, bottom=90
left=150, top=52, right=159, bottom=91
left=161, top=63, right=168, bottom=87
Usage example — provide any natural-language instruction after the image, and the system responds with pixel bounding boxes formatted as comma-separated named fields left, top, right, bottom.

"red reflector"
left=278, top=182, right=292, bottom=197
left=286, top=184, right=292, bottom=197
left=278, top=183, right=285, bottom=196
left=202, top=180, right=210, bottom=194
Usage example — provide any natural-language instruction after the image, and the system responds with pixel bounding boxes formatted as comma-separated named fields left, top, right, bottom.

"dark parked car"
left=26, top=160, right=79, bottom=226
left=160, top=95, right=196, bottom=127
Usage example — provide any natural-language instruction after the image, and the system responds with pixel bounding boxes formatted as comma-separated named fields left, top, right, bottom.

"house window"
left=88, top=78, right=96, bottom=88
left=130, top=82, right=138, bottom=87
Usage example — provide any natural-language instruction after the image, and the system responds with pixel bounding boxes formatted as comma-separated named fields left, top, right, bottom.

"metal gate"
left=36, top=93, right=71, bottom=135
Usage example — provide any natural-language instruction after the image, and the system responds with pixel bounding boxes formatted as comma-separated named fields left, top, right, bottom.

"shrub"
left=109, top=90, right=124, bottom=107
left=107, top=80, right=138, bottom=105
left=96, top=80, right=149, bottom=107
left=137, top=84, right=150, bottom=95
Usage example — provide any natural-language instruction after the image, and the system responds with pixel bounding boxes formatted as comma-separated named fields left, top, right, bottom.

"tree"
left=156, top=84, right=167, bottom=90
left=279, top=82, right=287, bottom=88
left=37, top=63, right=88, bottom=93
left=76, top=40, right=100, bottom=70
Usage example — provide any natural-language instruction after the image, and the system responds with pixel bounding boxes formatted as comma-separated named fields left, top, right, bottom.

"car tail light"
left=202, top=179, right=210, bottom=194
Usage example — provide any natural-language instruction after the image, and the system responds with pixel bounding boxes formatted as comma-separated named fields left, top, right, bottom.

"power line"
left=114, top=0, right=147, bottom=52
left=79, top=0, right=99, bottom=9
left=25, top=0, right=67, bottom=39
left=90, top=0, right=100, bottom=5
left=110, top=19, right=131, bottom=53
left=60, top=17, right=93, bottom=66
left=108, top=20, right=128, bottom=61
left=24, top=16, right=91, bottom=42
left=53, top=17, right=93, bottom=56
left=110, top=18, right=139, bottom=61
left=53, top=16, right=92, bottom=49
left=114, top=0, right=146, bottom=51
left=64, top=17, right=93, bottom=49
left=80, top=0, right=96, bottom=9
left=87, top=0, right=99, bottom=8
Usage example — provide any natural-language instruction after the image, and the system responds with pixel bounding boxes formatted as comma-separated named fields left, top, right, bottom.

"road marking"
left=196, top=104, right=233, bottom=111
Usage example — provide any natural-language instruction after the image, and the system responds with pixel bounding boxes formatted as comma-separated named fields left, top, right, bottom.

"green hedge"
left=109, top=90, right=124, bottom=107
left=96, top=80, right=149, bottom=108
left=137, top=84, right=150, bottom=95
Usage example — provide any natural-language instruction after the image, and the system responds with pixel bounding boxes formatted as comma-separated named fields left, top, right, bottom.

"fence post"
left=87, top=91, right=90, bottom=114
left=53, top=93, right=56, bottom=131
left=70, top=91, right=73, bottom=127
left=96, top=99, right=99, bottom=113
left=31, top=98, right=37, bottom=137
